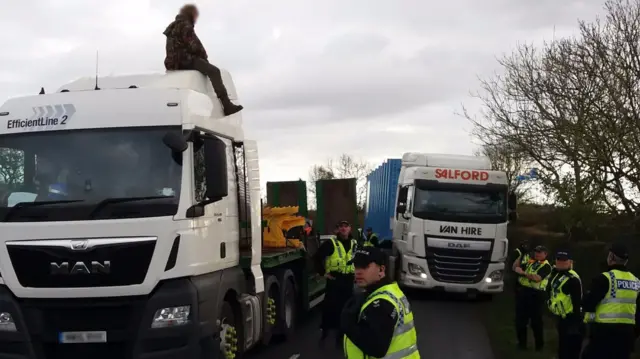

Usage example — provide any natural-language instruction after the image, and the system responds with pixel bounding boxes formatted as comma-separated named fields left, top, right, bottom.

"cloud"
left=0, top=0, right=609, bottom=186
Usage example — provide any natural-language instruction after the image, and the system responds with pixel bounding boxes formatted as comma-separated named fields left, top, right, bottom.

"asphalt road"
left=249, top=290, right=495, bottom=359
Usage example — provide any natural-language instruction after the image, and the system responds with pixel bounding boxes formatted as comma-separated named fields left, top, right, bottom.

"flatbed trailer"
left=241, top=247, right=325, bottom=313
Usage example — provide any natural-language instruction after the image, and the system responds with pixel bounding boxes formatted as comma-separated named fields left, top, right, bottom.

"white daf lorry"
left=388, top=153, right=516, bottom=295
left=0, top=71, right=324, bottom=359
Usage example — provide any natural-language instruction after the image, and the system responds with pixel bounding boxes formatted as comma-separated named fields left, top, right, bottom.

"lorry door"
left=394, top=185, right=411, bottom=252
left=192, top=134, right=239, bottom=268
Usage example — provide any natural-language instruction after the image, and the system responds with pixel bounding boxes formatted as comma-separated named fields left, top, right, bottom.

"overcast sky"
left=0, top=0, right=606, bottom=186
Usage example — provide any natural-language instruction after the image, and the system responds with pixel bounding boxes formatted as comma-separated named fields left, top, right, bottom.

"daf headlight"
left=485, top=270, right=504, bottom=283
left=151, top=306, right=190, bottom=328
left=0, top=312, right=17, bottom=332
left=408, top=263, right=428, bottom=279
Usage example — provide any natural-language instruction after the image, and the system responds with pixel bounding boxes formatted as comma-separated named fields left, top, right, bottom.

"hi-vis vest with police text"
left=325, top=236, right=357, bottom=274
left=584, top=269, right=639, bottom=324
left=344, top=282, right=420, bottom=359
left=518, top=260, right=550, bottom=290
left=547, top=269, right=581, bottom=318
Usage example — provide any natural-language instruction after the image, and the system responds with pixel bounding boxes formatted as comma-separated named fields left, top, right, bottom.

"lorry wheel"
left=261, top=275, right=279, bottom=346
left=220, top=301, right=242, bottom=359
left=277, top=275, right=297, bottom=340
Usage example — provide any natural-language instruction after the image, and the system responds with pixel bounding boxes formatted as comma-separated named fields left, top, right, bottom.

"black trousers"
left=321, top=274, right=354, bottom=331
left=515, top=289, right=545, bottom=349
left=556, top=317, right=584, bottom=359
left=183, top=58, right=230, bottom=100
left=581, top=324, right=635, bottom=359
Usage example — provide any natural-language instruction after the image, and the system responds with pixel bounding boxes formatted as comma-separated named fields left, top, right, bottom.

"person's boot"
left=221, top=98, right=243, bottom=116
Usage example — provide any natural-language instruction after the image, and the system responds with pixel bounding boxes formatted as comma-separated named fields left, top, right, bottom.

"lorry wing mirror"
left=396, top=203, right=406, bottom=214
left=508, top=211, right=518, bottom=223
left=203, top=135, right=228, bottom=202
left=163, top=132, right=188, bottom=153
left=508, top=191, right=517, bottom=210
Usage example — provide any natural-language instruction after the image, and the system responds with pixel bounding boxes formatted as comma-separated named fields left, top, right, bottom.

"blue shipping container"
left=364, top=159, right=401, bottom=241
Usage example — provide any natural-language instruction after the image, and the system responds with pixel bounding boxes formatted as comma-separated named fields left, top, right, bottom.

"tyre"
left=277, top=273, right=297, bottom=340
left=220, top=301, right=242, bottom=359
left=261, top=275, right=279, bottom=346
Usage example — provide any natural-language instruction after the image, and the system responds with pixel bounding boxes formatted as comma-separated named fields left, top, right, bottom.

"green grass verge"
left=485, top=234, right=640, bottom=358
left=485, top=227, right=640, bottom=358
left=484, top=286, right=640, bottom=359
left=482, top=288, right=558, bottom=359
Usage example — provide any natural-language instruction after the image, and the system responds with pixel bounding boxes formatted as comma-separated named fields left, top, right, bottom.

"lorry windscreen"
left=0, top=126, right=182, bottom=222
left=412, top=180, right=507, bottom=224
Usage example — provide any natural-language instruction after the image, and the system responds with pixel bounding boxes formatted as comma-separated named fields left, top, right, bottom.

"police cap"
left=610, top=242, right=629, bottom=260
left=350, top=247, right=387, bottom=268
left=534, top=245, right=548, bottom=253
left=555, top=250, right=571, bottom=261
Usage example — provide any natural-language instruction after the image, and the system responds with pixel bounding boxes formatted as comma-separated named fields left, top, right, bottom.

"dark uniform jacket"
left=163, top=14, right=208, bottom=70
left=341, top=277, right=398, bottom=357
left=545, top=268, right=583, bottom=324
left=583, top=264, right=640, bottom=338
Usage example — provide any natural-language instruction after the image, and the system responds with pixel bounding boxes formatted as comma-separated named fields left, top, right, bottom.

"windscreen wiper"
left=3, top=200, right=84, bottom=221
left=87, top=196, right=175, bottom=219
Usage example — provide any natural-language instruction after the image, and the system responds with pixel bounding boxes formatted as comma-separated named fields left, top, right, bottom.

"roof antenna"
left=94, top=50, right=100, bottom=90
left=39, top=87, right=45, bottom=95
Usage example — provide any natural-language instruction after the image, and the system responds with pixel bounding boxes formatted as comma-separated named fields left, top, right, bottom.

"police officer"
left=313, top=220, right=358, bottom=347
left=341, top=247, right=420, bottom=359
left=363, top=227, right=379, bottom=248
left=512, top=239, right=532, bottom=292
left=582, top=243, right=640, bottom=359
left=546, top=250, right=583, bottom=359
left=512, top=239, right=531, bottom=269
left=514, top=245, right=552, bottom=351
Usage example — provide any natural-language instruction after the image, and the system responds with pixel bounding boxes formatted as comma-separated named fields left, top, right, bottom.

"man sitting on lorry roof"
left=163, top=4, right=243, bottom=116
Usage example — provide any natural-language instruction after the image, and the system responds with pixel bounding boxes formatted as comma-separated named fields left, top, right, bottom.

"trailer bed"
left=240, top=247, right=305, bottom=269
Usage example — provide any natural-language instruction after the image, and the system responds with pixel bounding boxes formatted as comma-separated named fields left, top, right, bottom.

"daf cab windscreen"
left=412, top=179, right=507, bottom=224
left=0, top=126, right=182, bottom=222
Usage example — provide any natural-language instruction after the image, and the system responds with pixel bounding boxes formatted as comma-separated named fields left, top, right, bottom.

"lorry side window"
left=193, top=140, right=206, bottom=202
left=397, top=186, right=408, bottom=206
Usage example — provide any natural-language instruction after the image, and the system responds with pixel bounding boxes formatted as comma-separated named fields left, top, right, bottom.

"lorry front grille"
left=425, top=246, right=491, bottom=284
left=7, top=238, right=156, bottom=288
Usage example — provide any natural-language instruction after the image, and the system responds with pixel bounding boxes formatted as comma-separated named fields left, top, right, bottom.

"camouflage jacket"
left=163, top=14, right=208, bottom=70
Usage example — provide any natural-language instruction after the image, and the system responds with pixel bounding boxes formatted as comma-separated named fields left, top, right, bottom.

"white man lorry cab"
left=0, top=70, right=324, bottom=359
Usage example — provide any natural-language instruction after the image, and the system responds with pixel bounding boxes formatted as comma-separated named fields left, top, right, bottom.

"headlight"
left=0, top=312, right=17, bottom=332
left=408, top=263, right=428, bottom=279
left=151, top=306, right=191, bottom=328
left=485, top=270, right=504, bottom=283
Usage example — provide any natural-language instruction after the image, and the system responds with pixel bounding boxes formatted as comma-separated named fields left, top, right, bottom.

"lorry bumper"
left=0, top=279, right=220, bottom=359
left=399, top=256, right=505, bottom=294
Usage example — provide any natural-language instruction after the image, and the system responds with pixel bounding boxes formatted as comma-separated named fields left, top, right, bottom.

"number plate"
left=59, top=331, right=107, bottom=344
left=446, top=286, right=467, bottom=293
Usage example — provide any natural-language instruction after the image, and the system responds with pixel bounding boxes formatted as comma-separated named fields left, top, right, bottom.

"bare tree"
left=461, top=0, right=640, bottom=235
left=473, top=142, right=532, bottom=201
left=308, top=154, right=371, bottom=210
